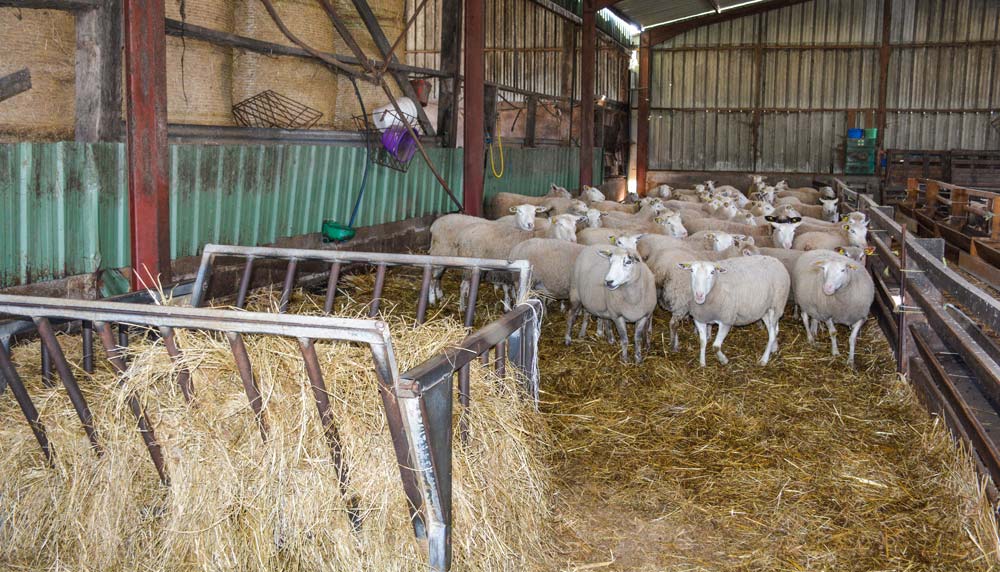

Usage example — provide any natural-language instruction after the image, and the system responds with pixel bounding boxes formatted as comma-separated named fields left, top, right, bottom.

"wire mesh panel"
left=353, top=110, right=421, bottom=172
left=232, top=90, right=323, bottom=129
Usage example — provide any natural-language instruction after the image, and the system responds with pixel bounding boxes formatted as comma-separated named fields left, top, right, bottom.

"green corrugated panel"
left=1, top=142, right=595, bottom=287
left=483, top=147, right=603, bottom=208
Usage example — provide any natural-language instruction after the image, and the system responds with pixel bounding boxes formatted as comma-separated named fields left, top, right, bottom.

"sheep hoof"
left=563, top=336, right=572, bottom=346
left=758, top=357, right=770, bottom=366
left=716, top=351, right=728, bottom=365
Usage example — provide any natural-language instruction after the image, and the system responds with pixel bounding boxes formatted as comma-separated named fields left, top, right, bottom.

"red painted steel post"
left=636, top=33, right=651, bottom=194
left=580, top=0, right=595, bottom=188
left=463, top=0, right=485, bottom=216
left=123, top=0, right=171, bottom=289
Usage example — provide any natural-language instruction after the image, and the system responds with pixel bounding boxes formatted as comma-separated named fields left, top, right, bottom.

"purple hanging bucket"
left=381, top=125, right=418, bottom=163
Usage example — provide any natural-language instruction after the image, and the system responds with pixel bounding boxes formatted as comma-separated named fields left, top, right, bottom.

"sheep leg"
left=826, top=319, right=839, bottom=356
left=614, top=317, right=630, bottom=364
left=634, top=316, right=649, bottom=364
left=810, top=318, right=819, bottom=339
left=430, top=267, right=445, bottom=305
left=606, top=320, right=617, bottom=345
left=760, top=310, right=779, bottom=365
left=578, top=312, right=590, bottom=339
left=643, top=316, right=653, bottom=352
left=848, top=319, right=864, bottom=368
left=669, top=314, right=683, bottom=352
left=801, top=311, right=814, bottom=343
left=695, top=320, right=709, bottom=367
left=459, top=278, right=470, bottom=313
left=564, top=302, right=582, bottom=346
left=713, top=322, right=732, bottom=365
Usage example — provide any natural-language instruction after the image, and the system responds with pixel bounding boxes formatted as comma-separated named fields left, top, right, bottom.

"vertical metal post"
left=279, top=258, right=299, bottom=313
left=324, top=261, right=342, bottom=314
left=416, top=265, right=433, bottom=325
left=123, top=0, right=171, bottom=289
left=580, top=0, right=596, bottom=187
left=458, top=364, right=471, bottom=442
left=876, top=0, right=892, bottom=153
left=463, top=0, right=486, bottom=216
left=463, top=267, right=481, bottom=328
left=495, top=340, right=506, bottom=377
left=40, top=344, right=54, bottom=388
left=897, top=226, right=908, bottom=375
left=235, top=256, right=255, bottom=309
left=438, top=0, right=463, bottom=147
left=0, top=344, right=53, bottom=464
left=82, top=320, right=94, bottom=374
left=159, top=326, right=194, bottom=401
left=226, top=332, right=269, bottom=441
left=369, top=263, right=388, bottom=318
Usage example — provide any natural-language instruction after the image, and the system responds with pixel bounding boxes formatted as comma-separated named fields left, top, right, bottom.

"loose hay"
left=2, top=265, right=999, bottom=571
left=0, top=274, right=555, bottom=571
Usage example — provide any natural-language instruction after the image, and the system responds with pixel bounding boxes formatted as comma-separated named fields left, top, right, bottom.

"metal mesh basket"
left=232, top=91, right=323, bottom=129
left=353, top=110, right=420, bottom=172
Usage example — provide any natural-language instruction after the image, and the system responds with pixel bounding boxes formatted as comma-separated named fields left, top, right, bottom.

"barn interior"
left=3, top=0, right=1000, bottom=570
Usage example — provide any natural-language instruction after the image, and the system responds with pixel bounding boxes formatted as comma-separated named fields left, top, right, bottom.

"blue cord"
left=347, top=77, right=371, bottom=229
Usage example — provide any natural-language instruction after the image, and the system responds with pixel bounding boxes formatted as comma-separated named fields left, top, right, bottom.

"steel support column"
left=463, top=0, right=485, bottom=216
left=580, top=0, right=596, bottom=187
left=636, top=33, right=650, bottom=193
left=123, top=0, right=171, bottom=288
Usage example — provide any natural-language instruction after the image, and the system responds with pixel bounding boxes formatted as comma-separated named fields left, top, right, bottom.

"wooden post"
left=437, top=0, right=463, bottom=147
left=876, top=0, right=892, bottom=151
left=580, top=0, right=595, bottom=187
left=926, top=180, right=940, bottom=211
left=124, top=0, right=171, bottom=287
left=463, top=0, right=485, bottom=216
left=75, top=0, right=122, bottom=141
left=906, top=177, right=919, bottom=207
left=951, top=185, right=968, bottom=222
left=525, top=96, right=538, bottom=148
left=991, top=197, right=1000, bottom=241
left=636, top=33, right=651, bottom=193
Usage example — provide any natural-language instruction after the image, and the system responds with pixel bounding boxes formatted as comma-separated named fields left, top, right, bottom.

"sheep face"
left=582, top=186, right=606, bottom=202
left=779, top=204, right=802, bottom=219
left=820, top=198, right=839, bottom=221
left=551, top=214, right=580, bottom=242
left=738, top=211, right=757, bottom=226
left=584, top=209, right=604, bottom=228
left=750, top=175, right=766, bottom=189
left=655, top=184, right=672, bottom=199
left=549, top=183, right=571, bottom=198
left=835, top=245, right=876, bottom=264
left=640, top=196, right=662, bottom=208
left=598, top=249, right=641, bottom=290
left=843, top=221, right=868, bottom=247
left=614, top=234, right=643, bottom=251
left=568, top=200, right=589, bottom=216
left=655, top=214, right=688, bottom=238
left=765, top=216, right=802, bottom=249
left=694, top=184, right=707, bottom=194
left=775, top=180, right=789, bottom=191
left=759, top=186, right=776, bottom=204
left=820, top=186, right=836, bottom=200
left=813, top=258, right=859, bottom=296
left=842, top=211, right=868, bottom=225
left=717, top=201, right=738, bottom=220
left=705, top=180, right=716, bottom=191
left=703, top=232, right=736, bottom=251
left=509, top=204, right=548, bottom=230
left=677, top=261, right=727, bottom=305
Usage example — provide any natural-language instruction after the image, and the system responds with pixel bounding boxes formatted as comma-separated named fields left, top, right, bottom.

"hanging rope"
left=488, top=113, right=505, bottom=179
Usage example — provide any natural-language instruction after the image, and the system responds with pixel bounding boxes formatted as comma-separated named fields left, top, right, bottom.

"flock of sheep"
left=429, top=176, right=876, bottom=368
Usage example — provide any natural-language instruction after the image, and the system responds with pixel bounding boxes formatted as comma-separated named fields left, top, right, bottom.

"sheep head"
left=598, top=248, right=640, bottom=290
left=677, top=261, right=727, bottom=305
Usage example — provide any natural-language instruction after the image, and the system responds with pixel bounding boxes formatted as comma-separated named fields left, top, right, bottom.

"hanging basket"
left=353, top=109, right=420, bottom=172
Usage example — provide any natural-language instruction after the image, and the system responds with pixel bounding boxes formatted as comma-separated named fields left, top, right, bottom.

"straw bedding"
left=0, top=267, right=998, bottom=571
left=0, top=274, right=554, bottom=571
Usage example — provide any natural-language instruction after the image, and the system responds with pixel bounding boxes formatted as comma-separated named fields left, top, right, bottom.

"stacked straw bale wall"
left=0, top=0, right=408, bottom=140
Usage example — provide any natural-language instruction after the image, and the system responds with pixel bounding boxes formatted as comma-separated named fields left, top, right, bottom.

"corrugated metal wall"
left=649, top=0, right=1000, bottom=172
left=0, top=142, right=597, bottom=286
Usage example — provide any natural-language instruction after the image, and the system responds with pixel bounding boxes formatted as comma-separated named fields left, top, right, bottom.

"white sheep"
left=495, top=204, right=551, bottom=230
left=792, top=220, right=868, bottom=251
left=682, top=217, right=771, bottom=241
left=487, top=183, right=571, bottom=218
left=712, top=201, right=740, bottom=220
left=539, top=197, right=589, bottom=216
left=580, top=185, right=606, bottom=202
left=647, top=184, right=672, bottom=199
left=583, top=208, right=604, bottom=228
left=508, top=238, right=586, bottom=301
left=792, top=249, right=875, bottom=367
left=679, top=256, right=790, bottom=366
left=566, top=245, right=657, bottom=363
left=749, top=201, right=776, bottom=217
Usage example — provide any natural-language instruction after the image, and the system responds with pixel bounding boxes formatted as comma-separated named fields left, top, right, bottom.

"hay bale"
left=0, top=9, right=75, bottom=142
left=232, top=0, right=341, bottom=129
left=165, top=0, right=236, bottom=126
left=0, top=282, right=554, bottom=570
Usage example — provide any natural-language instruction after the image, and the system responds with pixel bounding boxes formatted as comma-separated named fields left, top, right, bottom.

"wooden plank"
left=636, top=33, right=650, bottom=191
left=0, top=68, right=31, bottom=104
left=75, top=0, right=122, bottom=141
left=436, top=0, right=462, bottom=147
left=0, top=0, right=98, bottom=9
left=164, top=19, right=448, bottom=78
left=525, top=96, right=538, bottom=148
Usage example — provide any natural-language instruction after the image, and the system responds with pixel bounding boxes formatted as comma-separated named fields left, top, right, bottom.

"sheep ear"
left=705, top=232, right=716, bottom=239
left=864, top=246, right=876, bottom=255
left=598, top=249, right=613, bottom=259
left=836, top=247, right=846, bottom=255
left=677, top=262, right=694, bottom=271
left=578, top=216, right=588, bottom=223
left=716, top=267, right=728, bottom=274
left=600, top=212, right=607, bottom=218
left=764, top=215, right=777, bottom=222
left=733, top=234, right=747, bottom=241
left=789, top=217, right=802, bottom=223
left=742, top=248, right=755, bottom=256
left=812, top=260, right=826, bottom=268
left=842, top=224, right=851, bottom=230
left=509, top=206, right=518, bottom=213
left=847, top=263, right=858, bottom=271
left=535, top=206, right=548, bottom=213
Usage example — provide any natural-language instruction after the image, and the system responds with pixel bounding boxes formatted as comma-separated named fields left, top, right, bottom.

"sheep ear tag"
left=509, top=206, right=518, bottom=213
left=864, top=246, right=876, bottom=256
left=608, top=236, right=616, bottom=244
left=848, top=264, right=858, bottom=271
left=598, top=249, right=613, bottom=259
left=677, top=262, right=694, bottom=271
left=842, top=224, right=851, bottom=230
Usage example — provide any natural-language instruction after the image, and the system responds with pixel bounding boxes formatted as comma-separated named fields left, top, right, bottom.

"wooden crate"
left=882, top=149, right=950, bottom=204
left=951, top=150, right=1000, bottom=188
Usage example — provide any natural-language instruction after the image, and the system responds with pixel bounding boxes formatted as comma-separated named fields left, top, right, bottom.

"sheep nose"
left=605, top=280, right=615, bottom=288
